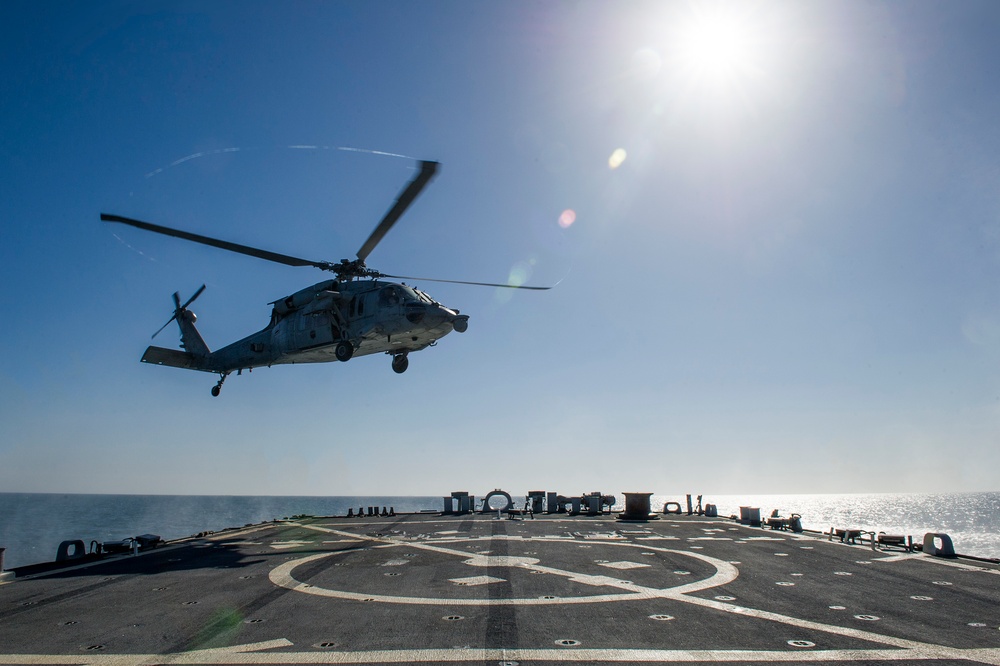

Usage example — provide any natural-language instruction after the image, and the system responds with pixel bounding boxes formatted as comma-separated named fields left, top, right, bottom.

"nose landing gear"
left=211, top=373, right=229, bottom=397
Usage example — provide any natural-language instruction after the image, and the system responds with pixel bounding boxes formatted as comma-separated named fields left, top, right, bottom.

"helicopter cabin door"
left=297, top=310, right=335, bottom=349
left=350, top=288, right=378, bottom=338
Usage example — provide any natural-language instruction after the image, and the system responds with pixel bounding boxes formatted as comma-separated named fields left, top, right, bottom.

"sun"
left=672, top=4, right=766, bottom=91
left=680, top=16, right=747, bottom=71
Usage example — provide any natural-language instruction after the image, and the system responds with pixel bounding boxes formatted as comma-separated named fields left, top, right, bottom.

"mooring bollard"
left=922, top=532, right=956, bottom=557
left=619, top=492, right=658, bottom=521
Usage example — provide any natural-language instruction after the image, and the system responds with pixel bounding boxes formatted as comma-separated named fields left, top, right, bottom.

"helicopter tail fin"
left=152, top=286, right=212, bottom=357
left=174, top=309, right=211, bottom=357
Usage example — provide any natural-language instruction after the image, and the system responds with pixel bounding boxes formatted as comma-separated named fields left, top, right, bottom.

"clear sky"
left=2, top=1, right=999, bottom=497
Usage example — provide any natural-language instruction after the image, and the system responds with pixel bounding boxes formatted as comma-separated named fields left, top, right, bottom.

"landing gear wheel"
left=391, top=354, right=409, bottom=374
left=335, top=341, right=354, bottom=362
left=211, top=373, right=228, bottom=397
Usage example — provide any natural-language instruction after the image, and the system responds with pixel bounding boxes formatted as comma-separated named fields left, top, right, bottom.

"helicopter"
left=102, top=160, right=549, bottom=396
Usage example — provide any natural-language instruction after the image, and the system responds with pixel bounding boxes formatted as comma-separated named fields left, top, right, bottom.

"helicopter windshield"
left=380, top=284, right=422, bottom=307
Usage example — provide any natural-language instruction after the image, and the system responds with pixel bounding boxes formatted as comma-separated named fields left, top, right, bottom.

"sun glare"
left=671, top=4, right=768, bottom=93
left=680, top=17, right=745, bottom=69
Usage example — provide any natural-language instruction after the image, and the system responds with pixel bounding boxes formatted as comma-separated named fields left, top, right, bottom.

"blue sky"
left=2, top=1, right=999, bottom=497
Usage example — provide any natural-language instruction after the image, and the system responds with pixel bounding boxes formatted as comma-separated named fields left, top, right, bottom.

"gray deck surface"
left=1, top=513, right=999, bottom=664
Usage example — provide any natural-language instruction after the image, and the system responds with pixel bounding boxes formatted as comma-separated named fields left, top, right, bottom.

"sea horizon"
left=1, top=491, right=997, bottom=570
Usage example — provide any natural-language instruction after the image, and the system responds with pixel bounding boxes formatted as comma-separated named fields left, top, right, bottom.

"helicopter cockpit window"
left=379, top=286, right=403, bottom=307
left=397, top=285, right=421, bottom=302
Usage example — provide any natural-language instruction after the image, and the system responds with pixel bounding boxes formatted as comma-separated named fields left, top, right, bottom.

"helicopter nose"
left=422, top=304, right=467, bottom=331
left=405, top=302, right=425, bottom=324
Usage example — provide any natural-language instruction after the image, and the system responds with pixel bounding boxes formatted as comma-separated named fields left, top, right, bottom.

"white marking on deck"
left=450, top=575, right=505, bottom=586
left=597, top=561, right=650, bottom=570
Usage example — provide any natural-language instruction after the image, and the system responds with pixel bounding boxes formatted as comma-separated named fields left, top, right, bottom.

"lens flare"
left=508, top=260, right=533, bottom=287
left=558, top=209, right=576, bottom=229
left=608, top=149, right=627, bottom=170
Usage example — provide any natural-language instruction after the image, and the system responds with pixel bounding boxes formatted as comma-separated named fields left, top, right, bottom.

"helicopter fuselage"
left=142, top=279, right=469, bottom=378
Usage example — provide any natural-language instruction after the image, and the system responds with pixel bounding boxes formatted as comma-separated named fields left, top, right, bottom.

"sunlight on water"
left=642, top=492, right=1000, bottom=559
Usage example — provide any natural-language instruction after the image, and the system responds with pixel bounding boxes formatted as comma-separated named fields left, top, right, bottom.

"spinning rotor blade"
left=101, top=214, right=333, bottom=270
left=180, top=284, right=207, bottom=310
left=356, top=160, right=438, bottom=263
left=384, top=273, right=551, bottom=290
left=152, top=284, right=207, bottom=339
left=152, top=312, right=177, bottom=340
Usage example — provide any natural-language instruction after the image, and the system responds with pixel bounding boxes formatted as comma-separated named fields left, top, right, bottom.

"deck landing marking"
left=450, top=575, right=504, bottom=586
left=271, top=526, right=737, bottom=605
left=597, top=561, right=649, bottom=570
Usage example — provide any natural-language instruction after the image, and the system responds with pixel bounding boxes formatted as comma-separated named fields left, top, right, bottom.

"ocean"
left=0, top=492, right=997, bottom=570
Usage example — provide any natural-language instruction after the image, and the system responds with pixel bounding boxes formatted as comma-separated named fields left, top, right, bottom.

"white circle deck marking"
left=269, top=534, right=737, bottom=606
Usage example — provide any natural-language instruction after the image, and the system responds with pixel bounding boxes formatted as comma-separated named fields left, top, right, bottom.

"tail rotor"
left=152, top=285, right=206, bottom=339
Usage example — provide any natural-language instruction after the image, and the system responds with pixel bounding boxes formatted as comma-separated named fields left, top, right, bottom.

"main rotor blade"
left=356, top=160, right=439, bottom=263
left=384, top=273, right=551, bottom=290
left=101, top=214, right=332, bottom=270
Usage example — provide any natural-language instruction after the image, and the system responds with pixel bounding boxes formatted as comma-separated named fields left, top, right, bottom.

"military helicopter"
left=102, top=160, right=549, bottom=396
